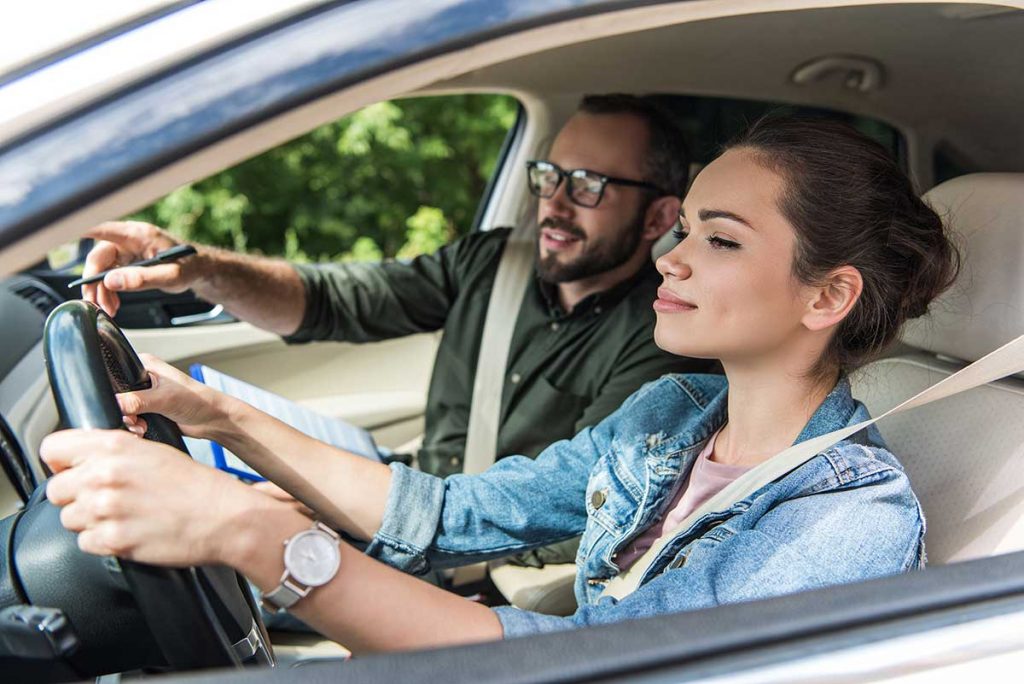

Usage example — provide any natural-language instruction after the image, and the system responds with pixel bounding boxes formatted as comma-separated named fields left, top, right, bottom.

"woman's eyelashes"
left=708, top=235, right=741, bottom=250
left=671, top=226, right=741, bottom=250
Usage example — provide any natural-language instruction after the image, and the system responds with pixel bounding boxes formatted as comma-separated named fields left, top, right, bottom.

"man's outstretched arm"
left=82, top=221, right=307, bottom=336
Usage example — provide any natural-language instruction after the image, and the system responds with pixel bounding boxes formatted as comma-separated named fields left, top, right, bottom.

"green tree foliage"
left=129, top=95, right=518, bottom=262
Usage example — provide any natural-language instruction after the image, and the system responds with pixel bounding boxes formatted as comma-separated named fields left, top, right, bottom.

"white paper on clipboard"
left=184, top=364, right=380, bottom=481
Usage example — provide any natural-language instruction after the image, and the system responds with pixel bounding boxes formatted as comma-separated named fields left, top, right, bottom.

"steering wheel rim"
left=41, top=300, right=272, bottom=670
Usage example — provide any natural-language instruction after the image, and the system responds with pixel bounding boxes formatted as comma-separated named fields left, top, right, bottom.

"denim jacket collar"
left=655, top=374, right=864, bottom=457
left=792, top=375, right=862, bottom=444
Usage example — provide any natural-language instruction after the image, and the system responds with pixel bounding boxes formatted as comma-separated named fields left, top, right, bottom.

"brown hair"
left=726, top=116, right=960, bottom=379
left=578, top=94, right=690, bottom=198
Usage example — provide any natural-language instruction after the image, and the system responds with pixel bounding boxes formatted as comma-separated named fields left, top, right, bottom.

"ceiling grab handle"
left=791, top=55, right=885, bottom=92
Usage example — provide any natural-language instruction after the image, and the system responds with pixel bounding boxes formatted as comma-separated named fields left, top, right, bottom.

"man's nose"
left=542, top=180, right=576, bottom=219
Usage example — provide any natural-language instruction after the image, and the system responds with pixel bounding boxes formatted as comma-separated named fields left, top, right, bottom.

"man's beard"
left=535, top=209, right=646, bottom=284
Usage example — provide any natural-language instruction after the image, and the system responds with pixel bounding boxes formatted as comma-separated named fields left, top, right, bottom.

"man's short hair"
left=577, top=94, right=690, bottom=198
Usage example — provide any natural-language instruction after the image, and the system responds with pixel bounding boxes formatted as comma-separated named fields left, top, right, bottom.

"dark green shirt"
left=286, top=228, right=715, bottom=477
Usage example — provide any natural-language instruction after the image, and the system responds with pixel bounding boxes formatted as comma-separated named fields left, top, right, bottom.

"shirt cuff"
left=492, top=606, right=578, bottom=638
left=280, top=263, right=319, bottom=344
left=364, top=462, right=446, bottom=575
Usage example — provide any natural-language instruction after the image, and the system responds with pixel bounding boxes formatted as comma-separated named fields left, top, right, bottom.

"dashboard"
left=0, top=276, right=61, bottom=515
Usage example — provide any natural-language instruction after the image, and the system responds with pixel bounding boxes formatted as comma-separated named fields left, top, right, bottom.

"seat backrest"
left=851, top=173, right=1024, bottom=565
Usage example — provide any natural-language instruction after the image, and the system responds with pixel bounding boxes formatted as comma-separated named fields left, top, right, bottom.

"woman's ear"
left=643, top=196, right=681, bottom=242
left=802, top=265, right=863, bottom=332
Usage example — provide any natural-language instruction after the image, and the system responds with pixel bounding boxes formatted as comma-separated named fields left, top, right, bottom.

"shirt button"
left=510, top=372, right=521, bottom=384
left=449, top=456, right=460, bottom=467
left=591, top=489, right=607, bottom=509
left=594, top=306, right=603, bottom=315
left=550, top=322, right=560, bottom=332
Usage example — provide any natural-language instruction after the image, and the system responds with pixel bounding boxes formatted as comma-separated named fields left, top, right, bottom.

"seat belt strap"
left=602, top=331, right=1024, bottom=600
left=463, top=224, right=535, bottom=475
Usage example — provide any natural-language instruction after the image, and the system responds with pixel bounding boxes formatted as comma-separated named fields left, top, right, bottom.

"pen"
left=67, top=245, right=197, bottom=289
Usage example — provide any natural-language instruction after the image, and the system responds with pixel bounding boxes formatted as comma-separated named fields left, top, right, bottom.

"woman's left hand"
left=41, top=428, right=263, bottom=567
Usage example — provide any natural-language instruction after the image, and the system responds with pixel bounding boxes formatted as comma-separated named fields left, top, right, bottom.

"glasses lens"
left=568, top=170, right=604, bottom=208
left=528, top=163, right=560, bottom=198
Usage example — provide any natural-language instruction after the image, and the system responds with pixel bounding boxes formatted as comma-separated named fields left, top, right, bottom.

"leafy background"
left=128, top=95, right=518, bottom=262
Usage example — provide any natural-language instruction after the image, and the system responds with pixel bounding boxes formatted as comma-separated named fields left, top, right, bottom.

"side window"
left=127, top=94, right=521, bottom=264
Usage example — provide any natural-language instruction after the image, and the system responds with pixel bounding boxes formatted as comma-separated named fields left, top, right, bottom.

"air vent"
left=9, top=279, right=62, bottom=316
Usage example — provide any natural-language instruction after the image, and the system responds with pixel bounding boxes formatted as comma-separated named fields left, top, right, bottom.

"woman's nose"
left=656, top=241, right=693, bottom=281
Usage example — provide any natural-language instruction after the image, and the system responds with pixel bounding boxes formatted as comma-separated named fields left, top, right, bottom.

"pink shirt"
left=615, top=430, right=750, bottom=571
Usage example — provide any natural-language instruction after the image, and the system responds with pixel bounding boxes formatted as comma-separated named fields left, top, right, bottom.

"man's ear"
left=643, top=196, right=681, bottom=241
left=802, top=265, right=863, bottom=332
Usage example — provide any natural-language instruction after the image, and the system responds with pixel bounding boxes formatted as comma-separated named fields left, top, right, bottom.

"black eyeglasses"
left=526, top=160, right=664, bottom=208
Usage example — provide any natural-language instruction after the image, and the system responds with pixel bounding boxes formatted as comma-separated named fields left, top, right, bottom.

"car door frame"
left=2, top=0, right=1024, bottom=680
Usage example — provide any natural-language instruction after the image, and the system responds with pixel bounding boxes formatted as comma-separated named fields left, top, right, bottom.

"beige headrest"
left=903, top=173, right=1024, bottom=363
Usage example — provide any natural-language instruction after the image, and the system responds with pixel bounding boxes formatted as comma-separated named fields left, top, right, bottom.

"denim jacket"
left=365, top=374, right=926, bottom=638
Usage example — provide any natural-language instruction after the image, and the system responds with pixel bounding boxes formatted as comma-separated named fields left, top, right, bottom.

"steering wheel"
left=30, top=300, right=273, bottom=672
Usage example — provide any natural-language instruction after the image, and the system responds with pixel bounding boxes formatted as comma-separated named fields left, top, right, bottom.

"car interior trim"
left=471, top=101, right=527, bottom=233
left=0, top=342, right=49, bottom=480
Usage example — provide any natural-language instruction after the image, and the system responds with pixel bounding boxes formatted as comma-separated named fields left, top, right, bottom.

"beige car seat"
left=851, top=173, right=1024, bottom=565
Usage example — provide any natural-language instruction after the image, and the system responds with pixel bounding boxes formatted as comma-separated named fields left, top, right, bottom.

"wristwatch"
left=261, top=521, right=342, bottom=612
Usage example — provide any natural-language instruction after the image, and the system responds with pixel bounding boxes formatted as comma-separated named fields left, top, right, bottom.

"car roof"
left=0, top=0, right=327, bottom=147
left=0, top=1, right=187, bottom=82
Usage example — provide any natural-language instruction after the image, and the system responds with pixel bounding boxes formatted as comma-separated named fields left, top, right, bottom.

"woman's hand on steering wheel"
left=41, top=428, right=276, bottom=567
left=118, top=354, right=238, bottom=440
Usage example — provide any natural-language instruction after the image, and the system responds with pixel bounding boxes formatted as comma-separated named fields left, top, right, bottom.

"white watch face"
left=284, top=529, right=341, bottom=587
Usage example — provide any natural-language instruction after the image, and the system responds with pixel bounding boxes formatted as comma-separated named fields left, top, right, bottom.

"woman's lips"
left=654, top=287, right=697, bottom=313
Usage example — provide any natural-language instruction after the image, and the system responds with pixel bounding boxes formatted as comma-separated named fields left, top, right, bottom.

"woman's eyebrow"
left=698, top=208, right=755, bottom=230
left=679, top=207, right=755, bottom=231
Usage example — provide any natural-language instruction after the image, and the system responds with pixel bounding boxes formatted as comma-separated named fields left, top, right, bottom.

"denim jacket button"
left=591, top=489, right=607, bottom=509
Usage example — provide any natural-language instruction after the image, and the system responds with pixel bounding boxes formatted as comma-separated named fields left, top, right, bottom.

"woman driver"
left=41, top=117, right=959, bottom=652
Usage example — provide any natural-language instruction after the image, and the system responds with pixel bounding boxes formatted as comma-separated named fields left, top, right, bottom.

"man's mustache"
left=539, top=217, right=586, bottom=241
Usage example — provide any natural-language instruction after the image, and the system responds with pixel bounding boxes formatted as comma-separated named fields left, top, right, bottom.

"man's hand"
left=82, top=221, right=205, bottom=317
left=79, top=220, right=307, bottom=336
left=42, top=428, right=270, bottom=566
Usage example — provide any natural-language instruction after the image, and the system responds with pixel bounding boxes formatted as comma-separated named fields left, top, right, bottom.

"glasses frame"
left=525, top=160, right=664, bottom=208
